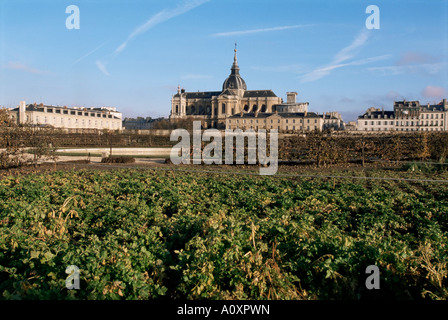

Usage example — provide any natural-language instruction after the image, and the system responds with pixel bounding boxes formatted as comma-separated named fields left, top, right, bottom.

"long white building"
left=8, top=101, right=122, bottom=130
left=357, top=99, right=448, bottom=132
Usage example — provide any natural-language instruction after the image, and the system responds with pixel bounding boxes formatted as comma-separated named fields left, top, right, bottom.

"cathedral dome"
left=222, top=47, right=247, bottom=92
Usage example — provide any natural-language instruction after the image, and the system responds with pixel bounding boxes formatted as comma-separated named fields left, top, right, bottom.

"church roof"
left=183, top=91, right=222, bottom=99
left=244, top=90, right=277, bottom=98
left=222, top=47, right=247, bottom=91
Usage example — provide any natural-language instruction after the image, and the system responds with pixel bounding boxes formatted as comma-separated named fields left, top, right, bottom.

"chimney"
left=19, top=101, right=26, bottom=124
left=286, top=92, right=297, bottom=104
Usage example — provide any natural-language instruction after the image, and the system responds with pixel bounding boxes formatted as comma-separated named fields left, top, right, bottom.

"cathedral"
left=169, top=47, right=307, bottom=129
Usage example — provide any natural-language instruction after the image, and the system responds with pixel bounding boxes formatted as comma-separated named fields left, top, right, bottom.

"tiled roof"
left=358, top=111, right=395, bottom=119
left=174, top=91, right=221, bottom=99
left=243, top=90, right=277, bottom=98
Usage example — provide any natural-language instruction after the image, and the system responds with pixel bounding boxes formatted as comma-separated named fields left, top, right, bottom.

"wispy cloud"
left=368, top=62, right=447, bottom=76
left=115, top=0, right=210, bottom=55
left=96, top=0, right=210, bottom=75
left=395, top=51, right=444, bottom=67
left=422, top=85, right=447, bottom=99
left=73, top=41, right=108, bottom=65
left=300, top=30, right=387, bottom=83
left=2, top=61, right=50, bottom=75
left=96, top=61, right=110, bottom=76
left=211, top=24, right=315, bottom=37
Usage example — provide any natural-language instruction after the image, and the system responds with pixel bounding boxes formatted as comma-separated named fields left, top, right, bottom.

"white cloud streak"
left=368, top=62, right=447, bottom=76
left=97, top=0, right=210, bottom=75
left=114, top=0, right=210, bottom=55
left=300, top=30, right=385, bottom=83
left=211, top=24, right=315, bottom=37
left=96, top=60, right=110, bottom=76
left=73, top=42, right=108, bottom=65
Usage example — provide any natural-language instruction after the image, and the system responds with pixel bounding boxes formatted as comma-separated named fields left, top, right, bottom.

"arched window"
left=222, top=103, right=226, bottom=114
left=252, top=105, right=258, bottom=112
left=199, top=106, right=204, bottom=114
left=244, top=105, right=249, bottom=112
left=261, top=105, right=267, bottom=112
left=175, top=105, right=179, bottom=114
left=206, top=106, right=211, bottom=115
left=191, top=106, right=196, bottom=114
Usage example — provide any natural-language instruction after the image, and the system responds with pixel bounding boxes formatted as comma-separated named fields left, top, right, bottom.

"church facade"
left=169, top=48, right=307, bottom=129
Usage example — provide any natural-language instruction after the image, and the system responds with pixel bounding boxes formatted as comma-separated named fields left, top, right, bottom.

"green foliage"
left=0, top=168, right=447, bottom=300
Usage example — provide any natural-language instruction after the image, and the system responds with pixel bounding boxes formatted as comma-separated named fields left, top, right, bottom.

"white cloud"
left=211, top=24, right=315, bottom=37
left=3, top=61, right=49, bottom=75
left=73, top=42, right=108, bottom=65
left=368, top=62, right=447, bottom=76
left=96, top=60, right=110, bottom=76
left=300, top=30, right=385, bottom=83
left=96, top=0, right=210, bottom=75
left=114, top=0, right=210, bottom=55
left=301, top=54, right=390, bottom=83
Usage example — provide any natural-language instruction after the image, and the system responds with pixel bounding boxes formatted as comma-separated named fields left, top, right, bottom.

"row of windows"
left=364, top=113, right=443, bottom=120
left=42, top=108, right=113, bottom=118
left=233, top=125, right=313, bottom=131
left=365, top=127, right=443, bottom=132
left=229, top=118, right=318, bottom=124
left=34, top=116, right=120, bottom=127
left=363, top=120, right=444, bottom=126
left=176, top=104, right=270, bottom=115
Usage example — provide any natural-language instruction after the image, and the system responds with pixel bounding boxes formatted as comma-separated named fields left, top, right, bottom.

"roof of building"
left=358, top=110, right=395, bottom=119
left=222, top=48, right=247, bottom=92
left=243, top=90, right=277, bottom=98
left=181, top=91, right=222, bottom=99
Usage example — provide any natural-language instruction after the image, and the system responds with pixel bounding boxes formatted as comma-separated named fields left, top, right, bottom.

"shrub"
left=101, top=156, right=135, bottom=164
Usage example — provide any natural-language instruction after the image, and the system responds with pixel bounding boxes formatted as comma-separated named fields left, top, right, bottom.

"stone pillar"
left=18, top=101, right=26, bottom=124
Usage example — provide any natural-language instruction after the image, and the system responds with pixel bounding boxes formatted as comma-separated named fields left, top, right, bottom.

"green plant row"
left=0, top=168, right=447, bottom=300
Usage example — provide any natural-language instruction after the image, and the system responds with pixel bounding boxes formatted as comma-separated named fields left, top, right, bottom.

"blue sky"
left=0, top=0, right=447, bottom=122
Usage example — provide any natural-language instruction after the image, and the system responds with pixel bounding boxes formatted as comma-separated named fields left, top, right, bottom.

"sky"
left=0, top=0, right=447, bottom=122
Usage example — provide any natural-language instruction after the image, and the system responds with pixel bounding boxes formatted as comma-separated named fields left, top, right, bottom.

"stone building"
left=122, top=117, right=153, bottom=130
left=357, top=99, right=448, bottom=132
left=226, top=111, right=324, bottom=132
left=170, top=47, right=286, bottom=128
left=394, top=99, right=447, bottom=132
left=357, top=107, right=395, bottom=132
left=8, top=101, right=122, bottom=130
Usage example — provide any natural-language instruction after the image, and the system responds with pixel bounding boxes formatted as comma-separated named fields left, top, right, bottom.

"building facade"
left=226, top=111, right=325, bottom=132
left=122, top=117, right=153, bottom=130
left=357, top=99, right=448, bottom=132
left=170, top=48, right=301, bottom=128
left=8, top=101, right=122, bottom=130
